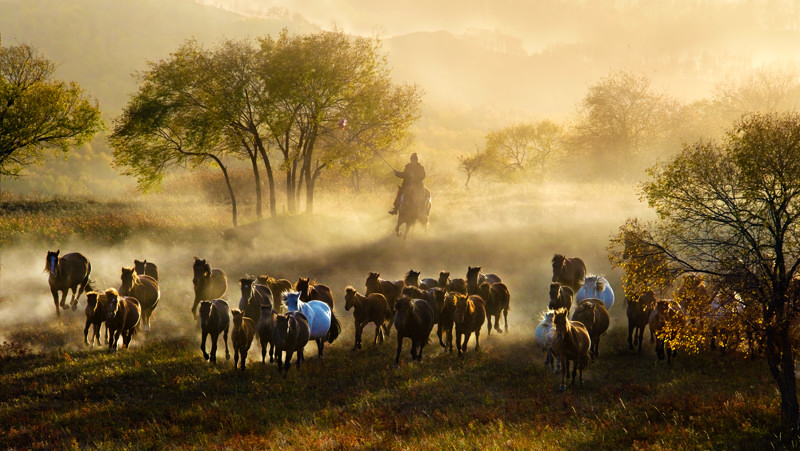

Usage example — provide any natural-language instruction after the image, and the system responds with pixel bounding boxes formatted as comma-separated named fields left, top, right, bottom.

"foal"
left=344, top=287, right=390, bottom=350
left=231, top=309, right=256, bottom=371
left=552, top=308, right=591, bottom=391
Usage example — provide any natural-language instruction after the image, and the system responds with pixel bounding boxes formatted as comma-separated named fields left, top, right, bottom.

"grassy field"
left=0, top=182, right=790, bottom=449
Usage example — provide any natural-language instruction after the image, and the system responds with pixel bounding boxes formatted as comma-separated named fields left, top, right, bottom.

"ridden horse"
left=192, top=257, right=228, bottom=318
left=231, top=309, right=256, bottom=371
left=454, top=294, right=486, bottom=355
left=535, top=310, right=558, bottom=372
left=344, top=287, right=391, bottom=350
left=272, top=311, right=310, bottom=376
left=552, top=308, right=591, bottom=391
left=45, top=250, right=92, bottom=317
left=395, top=184, right=431, bottom=241
left=576, top=275, right=615, bottom=310
left=627, top=290, right=655, bottom=352
left=283, top=291, right=340, bottom=358
left=199, top=299, right=231, bottom=364
left=105, top=288, right=141, bottom=352
left=438, top=292, right=458, bottom=352
left=239, top=278, right=273, bottom=322
left=551, top=254, right=587, bottom=294
left=84, top=291, right=108, bottom=346
left=571, top=298, right=610, bottom=360
left=478, top=282, right=510, bottom=335
left=393, top=297, right=435, bottom=366
left=549, top=282, right=573, bottom=312
left=649, top=300, right=683, bottom=364
left=119, top=267, right=160, bottom=332
left=466, top=266, right=501, bottom=295
left=257, top=275, right=293, bottom=312
left=420, top=271, right=450, bottom=290
left=256, top=304, right=278, bottom=363
left=295, top=277, right=335, bottom=310
left=365, top=272, right=404, bottom=306
left=133, top=259, right=159, bottom=282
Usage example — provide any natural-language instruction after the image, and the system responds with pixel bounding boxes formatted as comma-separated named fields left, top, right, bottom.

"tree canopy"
left=0, top=42, right=103, bottom=178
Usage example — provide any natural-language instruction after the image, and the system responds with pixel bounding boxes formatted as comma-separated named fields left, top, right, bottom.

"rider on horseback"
left=389, top=153, right=426, bottom=215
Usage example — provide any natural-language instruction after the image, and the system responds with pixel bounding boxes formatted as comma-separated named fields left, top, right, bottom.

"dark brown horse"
left=395, top=184, right=431, bottom=241
left=199, top=299, right=231, bottom=364
left=133, top=259, right=159, bottom=282
left=119, top=267, right=160, bottom=332
left=105, top=288, right=141, bottom=352
left=272, top=311, right=310, bottom=376
left=393, top=297, right=435, bottom=366
left=45, top=250, right=92, bottom=317
left=344, top=287, right=391, bottom=350
left=627, top=290, right=655, bottom=352
left=256, top=304, right=277, bottom=363
left=239, top=277, right=273, bottom=322
left=549, top=282, right=574, bottom=312
left=231, top=309, right=256, bottom=371
left=403, top=269, right=421, bottom=287
left=649, top=300, right=682, bottom=364
left=551, top=254, right=587, bottom=294
left=454, top=294, right=486, bottom=355
left=438, top=292, right=458, bottom=352
left=192, top=257, right=228, bottom=318
left=571, top=298, right=610, bottom=360
left=466, top=266, right=501, bottom=295
left=84, top=291, right=108, bottom=346
left=478, top=282, right=510, bottom=335
left=365, top=272, right=404, bottom=305
left=295, top=277, right=335, bottom=310
left=552, top=308, right=591, bottom=391
left=257, top=275, right=293, bottom=312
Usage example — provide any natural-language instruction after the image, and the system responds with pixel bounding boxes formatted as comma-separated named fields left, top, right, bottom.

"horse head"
left=120, top=267, right=138, bottom=290
left=344, top=287, right=358, bottom=311
left=239, top=278, right=255, bottom=309
left=45, top=250, right=60, bottom=275
left=105, top=288, right=121, bottom=322
left=86, top=291, right=98, bottom=310
left=192, top=257, right=210, bottom=285
left=295, top=278, right=310, bottom=296
left=553, top=308, right=569, bottom=341
left=198, top=300, right=213, bottom=329
left=134, top=259, right=147, bottom=275
left=466, top=266, right=482, bottom=283
left=405, top=270, right=421, bottom=286
left=283, top=291, right=301, bottom=312
left=453, top=294, right=469, bottom=323
left=551, top=254, right=567, bottom=282
left=231, top=308, right=244, bottom=329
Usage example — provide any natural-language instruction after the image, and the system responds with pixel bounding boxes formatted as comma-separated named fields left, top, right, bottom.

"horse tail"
left=327, top=311, right=341, bottom=344
left=83, top=262, right=94, bottom=292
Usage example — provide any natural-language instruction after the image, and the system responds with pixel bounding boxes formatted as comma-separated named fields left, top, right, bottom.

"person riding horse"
left=389, top=153, right=426, bottom=215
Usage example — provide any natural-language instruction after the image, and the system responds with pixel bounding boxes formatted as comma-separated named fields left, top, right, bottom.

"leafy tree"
left=0, top=42, right=103, bottom=178
left=711, top=64, right=800, bottom=126
left=609, top=112, right=800, bottom=436
left=457, top=147, right=485, bottom=188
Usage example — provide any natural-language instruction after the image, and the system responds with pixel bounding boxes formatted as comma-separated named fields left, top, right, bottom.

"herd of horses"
left=45, top=248, right=707, bottom=390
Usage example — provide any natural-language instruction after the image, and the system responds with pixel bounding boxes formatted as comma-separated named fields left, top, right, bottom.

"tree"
left=457, top=147, right=485, bottom=189
left=711, top=64, right=800, bottom=126
left=484, top=120, right=565, bottom=181
left=609, top=112, right=800, bottom=437
left=0, top=42, right=103, bottom=178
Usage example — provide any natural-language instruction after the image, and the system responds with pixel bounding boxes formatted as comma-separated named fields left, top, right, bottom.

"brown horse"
left=395, top=184, right=431, bottom=241
left=438, top=292, right=458, bottom=352
left=192, top=257, right=228, bottom=318
left=551, top=254, right=587, bottom=294
left=478, top=282, right=510, bottom=335
left=403, top=269, right=421, bottom=287
left=256, top=304, right=277, bottom=363
left=466, top=266, right=501, bottom=295
left=45, top=250, right=92, bottom=317
left=199, top=299, right=231, bottom=364
left=454, top=294, right=486, bottom=355
left=272, top=311, right=311, bottom=376
left=133, top=259, right=159, bottom=282
left=295, top=277, right=335, bottom=310
left=627, top=290, right=655, bottom=352
left=393, top=297, right=435, bottom=366
left=649, top=300, right=682, bottom=364
left=84, top=291, right=108, bottom=346
left=571, top=298, right=610, bottom=359
left=552, top=308, right=591, bottom=391
left=365, top=272, right=404, bottom=305
left=257, top=275, right=293, bottom=312
left=119, top=267, right=160, bottom=332
left=549, top=282, right=574, bottom=312
left=231, top=309, right=256, bottom=371
left=239, top=278, right=273, bottom=322
left=344, top=287, right=391, bottom=350
left=105, top=288, right=141, bottom=352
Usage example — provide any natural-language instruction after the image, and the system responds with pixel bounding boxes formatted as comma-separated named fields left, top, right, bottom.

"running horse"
left=45, top=250, right=92, bottom=317
left=395, top=184, right=431, bottom=241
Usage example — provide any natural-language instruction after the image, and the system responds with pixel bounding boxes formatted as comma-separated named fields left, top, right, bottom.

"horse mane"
left=104, top=287, right=119, bottom=298
left=552, top=254, right=565, bottom=264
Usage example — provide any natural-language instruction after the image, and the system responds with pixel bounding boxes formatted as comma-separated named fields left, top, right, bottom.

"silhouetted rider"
left=388, top=152, right=426, bottom=215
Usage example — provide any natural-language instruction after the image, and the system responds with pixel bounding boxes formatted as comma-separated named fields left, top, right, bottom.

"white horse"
left=283, top=291, right=340, bottom=357
left=576, top=275, right=615, bottom=310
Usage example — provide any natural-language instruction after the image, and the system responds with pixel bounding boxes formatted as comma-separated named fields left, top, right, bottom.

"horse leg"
left=51, top=288, right=61, bottom=317
left=373, top=323, right=382, bottom=346
left=261, top=340, right=267, bottom=363
left=353, top=322, right=363, bottom=351
left=628, top=323, right=635, bottom=350
left=394, top=334, right=403, bottom=367
left=494, top=315, right=503, bottom=334
left=84, top=319, right=92, bottom=345
left=284, top=349, right=293, bottom=375
left=234, top=346, right=240, bottom=370
left=437, top=322, right=445, bottom=348
left=316, top=338, right=324, bottom=358
left=210, top=333, right=218, bottom=364
left=474, top=330, right=480, bottom=352
left=503, top=308, right=509, bottom=333
left=486, top=318, right=492, bottom=337
left=59, top=289, right=69, bottom=310
left=201, top=331, right=209, bottom=360
left=223, top=327, right=230, bottom=360
left=297, top=348, right=305, bottom=366
left=276, top=348, right=283, bottom=373
left=559, top=357, right=568, bottom=391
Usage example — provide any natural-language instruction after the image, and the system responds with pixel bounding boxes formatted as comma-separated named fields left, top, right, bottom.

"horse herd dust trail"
left=0, top=182, right=647, bottom=354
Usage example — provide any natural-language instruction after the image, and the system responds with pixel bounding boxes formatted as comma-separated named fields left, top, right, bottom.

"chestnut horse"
left=552, top=308, right=591, bottom=391
left=119, top=267, right=160, bottom=332
left=571, top=298, right=610, bottom=360
left=344, top=287, right=391, bottom=350
left=393, top=297, right=435, bottom=366
left=365, top=272, right=404, bottom=305
left=454, top=294, right=486, bottom=355
left=45, top=250, right=92, bottom=317
left=466, top=266, right=501, bottom=295
left=295, top=277, right=335, bottom=310
left=105, top=288, right=141, bottom=352
left=551, top=254, right=587, bottom=294
left=84, top=291, right=108, bottom=346
left=438, top=292, right=458, bottom=352
left=133, top=259, right=159, bottom=282
left=549, top=282, right=573, bottom=312
left=231, top=309, right=256, bottom=371
left=192, top=257, right=228, bottom=318
left=199, top=299, right=231, bottom=364
left=272, top=311, right=310, bottom=376
left=627, top=290, right=655, bottom=352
